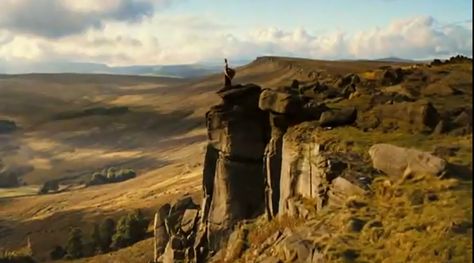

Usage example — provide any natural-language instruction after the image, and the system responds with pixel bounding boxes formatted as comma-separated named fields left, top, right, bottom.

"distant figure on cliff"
left=224, top=58, right=235, bottom=87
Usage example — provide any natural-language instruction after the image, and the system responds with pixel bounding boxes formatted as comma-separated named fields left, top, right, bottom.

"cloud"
left=0, top=0, right=158, bottom=38
left=348, top=16, right=472, bottom=59
left=0, top=14, right=471, bottom=68
left=240, top=16, right=472, bottom=60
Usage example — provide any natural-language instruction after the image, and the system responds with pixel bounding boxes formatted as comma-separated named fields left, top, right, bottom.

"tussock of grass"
left=321, top=173, right=472, bottom=263
left=238, top=172, right=471, bottom=263
left=246, top=214, right=304, bottom=246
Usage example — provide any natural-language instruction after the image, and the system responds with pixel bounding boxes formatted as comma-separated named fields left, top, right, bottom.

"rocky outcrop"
left=202, top=84, right=270, bottom=254
left=167, top=81, right=370, bottom=262
left=258, top=91, right=328, bottom=219
left=278, top=126, right=368, bottom=216
left=154, top=63, right=462, bottom=261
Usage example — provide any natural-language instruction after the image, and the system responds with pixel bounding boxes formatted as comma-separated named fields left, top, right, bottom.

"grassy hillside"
left=0, top=57, right=470, bottom=262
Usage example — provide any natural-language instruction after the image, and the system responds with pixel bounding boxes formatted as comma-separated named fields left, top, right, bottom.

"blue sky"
left=0, top=0, right=472, bottom=68
left=165, top=0, right=472, bottom=33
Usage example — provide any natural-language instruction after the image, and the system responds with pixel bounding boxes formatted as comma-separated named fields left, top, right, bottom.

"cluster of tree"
left=86, top=167, right=136, bottom=186
left=0, top=173, right=20, bottom=188
left=50, top=210, right=149, bottom=261
left=38, top=180, right=59, bottom=194
left=0, top=119, right=17, bottom=134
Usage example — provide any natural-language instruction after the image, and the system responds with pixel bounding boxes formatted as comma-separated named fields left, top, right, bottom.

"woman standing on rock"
left=224, top=58, right=235, bottom=87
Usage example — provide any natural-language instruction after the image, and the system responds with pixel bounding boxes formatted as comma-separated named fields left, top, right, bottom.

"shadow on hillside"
left=0, top=192, right=201, bottom=261
left=44, top=108, right=205, bottom=151
left=52, top=156, right=172, bottom=186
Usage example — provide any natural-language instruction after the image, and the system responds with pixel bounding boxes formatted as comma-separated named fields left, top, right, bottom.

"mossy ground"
left=240, top=118, right=472, bottom=263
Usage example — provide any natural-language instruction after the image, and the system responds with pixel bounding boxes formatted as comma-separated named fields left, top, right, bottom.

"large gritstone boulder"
left=258, top=89, right=329, bottom=120
left=319, top=107, right=357, bottom=127
left=259, top=89, right=303, bottom=114
left=368, top=143, right=447, bottom=177
left=278, top=126, right=368, bottom=216
left=372, top=100, right=440, bottom=132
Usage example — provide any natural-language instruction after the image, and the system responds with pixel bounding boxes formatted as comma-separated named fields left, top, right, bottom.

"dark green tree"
left=99, top=218, right=115, bottom=252
left=49, top=245, right=66, bottom=260
left=128, top=209, right=149, bottom=242
left=90, top=224, right=101, bottom=254
left=65, top=228, right=83, bottom=259
left=111, top=210, right=149, bottom=249
left=111, top=215, right=130, bottom=249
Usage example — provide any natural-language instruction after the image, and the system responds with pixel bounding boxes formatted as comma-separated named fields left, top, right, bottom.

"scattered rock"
left=336, top=73, right=360, bottom=88
left=432, top=120, right=447, bottom=135
left=372, top=100, right=440, bottom=132
left=223, top=226, right=248, bottom=262
left=327, top=176, right=366, bottom=208
left=319, top=107, right=357, bottom=127
left=259, top=89, right=304, bottom=114
left=379, top=68, right=403, bottom=86
left=452, top=110, right=472, bottom=128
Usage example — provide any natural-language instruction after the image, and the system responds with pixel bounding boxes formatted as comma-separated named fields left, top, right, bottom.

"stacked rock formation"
left=153, top=81, right=364, bottom=262
left=154, top=197, right=200, bottom=262
left=258, top=88, right=330, bottom=219
left=201, top=84, right=270, bottom=253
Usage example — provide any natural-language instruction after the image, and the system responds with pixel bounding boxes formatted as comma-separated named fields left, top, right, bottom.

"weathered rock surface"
left=154, top=204, right=171, bottom=261
left=372, top=100, right=440, bottom=132
left=278, top=127, right=367, bottom=216
left=368, top=143, right=447, bottom=177
left=203, top=84, right=270, bottom=253
left=258, top=89, right=329, bottom=120
left=259, top=89, right=300, bottom=114
left=154, top=197, right=200, bottom=263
